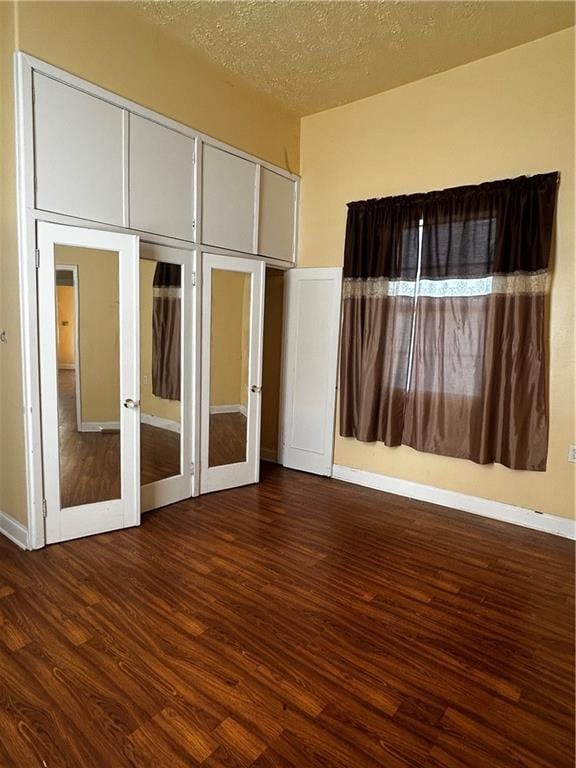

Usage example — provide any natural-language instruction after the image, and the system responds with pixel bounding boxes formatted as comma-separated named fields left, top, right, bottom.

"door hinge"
left=192, top=271, right=196, bottom=287
left=42, top=498, right=47, bottom=518
left=35, top=248, right=40, bottom=269
left=190, top=462, right=195, bottom=476
left=192, top=218, right=196, bottom=230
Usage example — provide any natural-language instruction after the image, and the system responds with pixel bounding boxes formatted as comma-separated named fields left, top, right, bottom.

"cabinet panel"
left=202, top=144, right=257, bottom=254
left=129, top=115, right=195, bottom=240
left=34, top=74, right=124, bottom=225
left=258, top=168, right=296, bottom=262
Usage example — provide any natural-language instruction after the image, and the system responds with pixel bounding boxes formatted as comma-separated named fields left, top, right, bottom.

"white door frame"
left=38, top=222, right=141, bottom=543
left=200, top=252, right=265, bottom=493
left=139, top=243, right=197, bottom=511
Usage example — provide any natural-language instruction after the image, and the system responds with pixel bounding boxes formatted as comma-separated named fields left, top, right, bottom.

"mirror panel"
left=55, top=246, right=121, bottom=508
left=139, top=259, right=182, bottom=485
left=209, top=269, right=251, bottom=467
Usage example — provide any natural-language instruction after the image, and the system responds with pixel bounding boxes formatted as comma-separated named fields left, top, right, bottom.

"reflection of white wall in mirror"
left=55, top=245, right=119, bottom=425
left=139, top=259, right=180, bottom=425
left=56, top=285, right=75, bottom=366
left=210, top=270, right=250, bottom=408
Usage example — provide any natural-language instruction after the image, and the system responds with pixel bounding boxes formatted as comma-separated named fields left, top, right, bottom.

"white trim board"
left=209, top=404, right=248, bottom=417
left=332, top=465, right=576, bottom=540
left=140, top=412, right=181, bottom=434
left=0, top=510, right=29, bottom=550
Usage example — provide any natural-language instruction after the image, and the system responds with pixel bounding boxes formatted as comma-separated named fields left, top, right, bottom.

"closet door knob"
left=250, top=385, right=262, bottom=394
left=123, top=398, right=139, bottom=409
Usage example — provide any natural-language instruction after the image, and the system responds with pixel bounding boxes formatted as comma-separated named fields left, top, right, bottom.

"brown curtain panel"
left=340, top=172, right=558, bottom=471
left=152, top=262, right=181, bottom=401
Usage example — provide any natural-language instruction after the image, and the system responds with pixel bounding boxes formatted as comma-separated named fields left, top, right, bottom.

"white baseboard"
left=260, top=447, right=278, bottom=463
left=80, top=421, right=121, bottom=432
left=0, top=510, right=29, bottom=549
left=332, top=465, right=575, bottom=540
left=210, top=404, right=247, bottom=417
left=141, top=412, right=181, bottom=433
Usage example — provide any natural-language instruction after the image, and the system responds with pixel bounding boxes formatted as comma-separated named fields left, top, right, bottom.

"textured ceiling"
left=132, top=1, right=575, bottom=116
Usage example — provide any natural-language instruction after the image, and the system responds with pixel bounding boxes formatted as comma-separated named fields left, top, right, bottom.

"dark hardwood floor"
left=0, top=464, right=574, bottom=767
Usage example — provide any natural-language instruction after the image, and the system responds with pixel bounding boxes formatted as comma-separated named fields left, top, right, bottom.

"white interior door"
left=281, top=267, right=342, bottom=475
left=139, top=243, right=195, bottom=511
left=38, top=222, right=140, bottom=543
left=200, top=253, right=265, bottom=493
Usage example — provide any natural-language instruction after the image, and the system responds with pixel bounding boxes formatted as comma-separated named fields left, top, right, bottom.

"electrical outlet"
left=568, top=444, right=576, bottom=463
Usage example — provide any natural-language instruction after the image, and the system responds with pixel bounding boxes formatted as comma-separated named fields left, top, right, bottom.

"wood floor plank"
left=0, top=464, right=573, bottom=766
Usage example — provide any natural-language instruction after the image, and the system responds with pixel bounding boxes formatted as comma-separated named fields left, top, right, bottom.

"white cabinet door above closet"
left=129, top=115, right=195, bottom=241
left=33, top=74, right=125, bottom=226
left=258, top=168, right=296, bottom=262
left=202, top=144, right=257, bottom=254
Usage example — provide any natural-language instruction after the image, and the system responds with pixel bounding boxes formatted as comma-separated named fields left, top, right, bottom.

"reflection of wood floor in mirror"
left=209, top=412, right=247, bottom=467
left=57, top=370, right=180, bottom=508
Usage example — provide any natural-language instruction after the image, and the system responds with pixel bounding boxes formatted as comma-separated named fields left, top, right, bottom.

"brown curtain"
left=340, top=195, right=421, bottom=444
left=152, top=262, right=181, bottom=401
left=340, top=172, right=558, bottom=471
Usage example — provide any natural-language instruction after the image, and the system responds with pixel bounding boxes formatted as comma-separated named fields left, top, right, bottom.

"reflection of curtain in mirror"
left=152, top=263, right=181, bottom=401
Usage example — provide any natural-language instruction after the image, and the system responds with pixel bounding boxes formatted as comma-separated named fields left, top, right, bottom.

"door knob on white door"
left=123, top=398, right=140, bottom=409
left=250, top=385, right=262, bottom=393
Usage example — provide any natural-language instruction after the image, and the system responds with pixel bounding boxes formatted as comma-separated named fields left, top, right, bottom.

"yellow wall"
left=299, top=28, right=575, bottom=520
left=261, top=269, right=284, bottom=460
left=0, top=0, right=299, bottom=529
left=139, top=259, right=180, bottom=424
left=0, top=1, right=28, bottom=525
left=56, top=285, right=75, bottom=367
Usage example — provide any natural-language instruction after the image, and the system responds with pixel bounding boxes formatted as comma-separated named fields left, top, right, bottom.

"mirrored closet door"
left=139, top=244, right=195, bottom=511
left=200, top=253, right=265, bottom=493
left=38, top=222, right=140, bottom=544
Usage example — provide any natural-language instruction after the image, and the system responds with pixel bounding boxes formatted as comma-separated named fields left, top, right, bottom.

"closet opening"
left=260, top=267, right=285, bottom=465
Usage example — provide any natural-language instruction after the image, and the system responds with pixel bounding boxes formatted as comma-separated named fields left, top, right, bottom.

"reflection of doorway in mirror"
left=55, top=249, right=122, bottom=508
left=56, top=265, right=81, bottom=434
left=56, top=270, right=76, bottom=369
